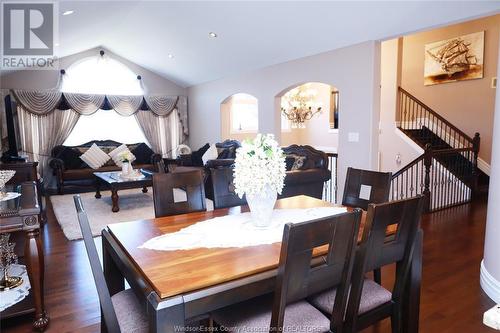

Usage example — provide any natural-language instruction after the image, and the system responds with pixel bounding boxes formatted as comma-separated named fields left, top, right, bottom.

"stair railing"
left=393, top=87, right=482, bottom=211
left=398, top=87, right=478, bottom=151
left=323, top=152, right=338, bottom=203
left=391, top=144, right=475, bottom=212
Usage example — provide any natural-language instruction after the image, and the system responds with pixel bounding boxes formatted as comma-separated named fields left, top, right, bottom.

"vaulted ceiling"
left=56, top=1, right=500, bottom=87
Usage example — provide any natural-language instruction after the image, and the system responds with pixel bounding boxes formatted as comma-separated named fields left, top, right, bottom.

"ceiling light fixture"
left=208, top=32, right=217, bottom=38
left=281, top=84, right=322, bottom=129
left=62, top=10, right=74, bottom=16
left=168, top=54, right=174, bottom=59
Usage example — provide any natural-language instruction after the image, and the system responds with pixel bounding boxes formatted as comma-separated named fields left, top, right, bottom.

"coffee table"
left=94, top=171, right=152, bottom=213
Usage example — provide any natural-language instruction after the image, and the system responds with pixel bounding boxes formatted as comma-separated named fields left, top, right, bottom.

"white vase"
left=246, top=184, right=277, bottom=228
left=122, top=162, right=130, bottom=175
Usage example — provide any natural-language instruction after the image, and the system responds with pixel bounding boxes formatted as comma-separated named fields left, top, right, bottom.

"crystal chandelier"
left=281, top=84, right=322, bottom=129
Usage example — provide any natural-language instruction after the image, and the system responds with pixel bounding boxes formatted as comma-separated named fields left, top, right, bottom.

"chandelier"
left=281, top=84, right=322, bottom=129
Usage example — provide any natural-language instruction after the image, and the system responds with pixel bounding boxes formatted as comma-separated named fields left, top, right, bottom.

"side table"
left=0, top=182, right=49, bottom=331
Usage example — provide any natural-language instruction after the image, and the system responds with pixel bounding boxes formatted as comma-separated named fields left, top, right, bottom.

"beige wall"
left=188, top=41, right=381, bottom=200
left=401, top=14, right=500, bottom=164
left=0, top=47, right=187, bottom=96
left=380, top=39, right=422, bottom=173
left=280, top=82, right=338, bottom=152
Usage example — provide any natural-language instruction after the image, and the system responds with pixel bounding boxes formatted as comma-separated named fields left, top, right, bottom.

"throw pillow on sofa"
left=217, top=146, right=236, bottom=159
left=286, top=154, right=307, bottom=171
left=80, top=144, right=111, bottom=169
left=109, top=144, right=137, bottom=167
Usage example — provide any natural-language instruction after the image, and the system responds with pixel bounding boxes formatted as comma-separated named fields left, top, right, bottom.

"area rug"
left=50, top=188, right=213, bottom=241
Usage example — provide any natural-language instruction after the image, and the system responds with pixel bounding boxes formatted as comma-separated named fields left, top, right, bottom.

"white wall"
left=481, top=35, right=500, bottom=304
left=0, top=47, right=186, bottom=96
left=188, top=41, right=381, bottom=200
left=379, top=39, right=422, bottom=173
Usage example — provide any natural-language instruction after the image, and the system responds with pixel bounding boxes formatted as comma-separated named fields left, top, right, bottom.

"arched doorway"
left=276, top=82, right=339, bottom=152
left=220, top=93, right=259, bottom=141
left=275, top=82, right=340, bottom=202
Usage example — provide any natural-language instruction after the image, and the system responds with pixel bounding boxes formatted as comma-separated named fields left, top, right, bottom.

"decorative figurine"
left=0, top=233, right=22, bottom=291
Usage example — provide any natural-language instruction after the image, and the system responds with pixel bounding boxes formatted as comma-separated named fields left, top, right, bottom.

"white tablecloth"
left=139, top=207, right=347, bottom=251
left=0, top=264, right=31, bottom=312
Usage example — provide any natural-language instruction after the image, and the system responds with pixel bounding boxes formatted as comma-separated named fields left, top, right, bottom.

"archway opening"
left=277, top=82, right=339, bottom=152
left=220, top=93, right=259, bottom=142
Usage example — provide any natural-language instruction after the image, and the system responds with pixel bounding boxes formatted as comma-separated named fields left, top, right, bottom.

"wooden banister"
left=398, top=87, right=474, bottom=145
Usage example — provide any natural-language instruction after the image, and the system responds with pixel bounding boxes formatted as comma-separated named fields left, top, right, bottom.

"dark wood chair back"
left=210, top=167, right=247, bottom=209
left=342, top=167, right=392, bottom=210
left=271, top=209, right=363, bottom=332
left=152, top=170, right=206, bottom=217
left=154, top=159, right=167, bottom=174
left=345, top=195, right=424, bottom=331
left=73, top=195, right=121, bottom=333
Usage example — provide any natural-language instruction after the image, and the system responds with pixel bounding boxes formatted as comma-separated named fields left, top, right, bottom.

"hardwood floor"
left=1, top=194, right=497, bottom=332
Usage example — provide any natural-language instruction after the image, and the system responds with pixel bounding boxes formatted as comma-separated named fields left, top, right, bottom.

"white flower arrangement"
left=233, top=134, right=286, bottom=198
left=119, top=151, right=134, bottom=163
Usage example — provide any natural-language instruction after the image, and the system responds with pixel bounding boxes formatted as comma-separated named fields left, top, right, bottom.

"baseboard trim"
left=478, top=158, right=491, bottom=176
left=481, top=260, right=500, bottom=303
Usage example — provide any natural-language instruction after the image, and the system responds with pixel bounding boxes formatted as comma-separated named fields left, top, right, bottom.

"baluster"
left=423, top=144, right=432, bottom=212
left=412, top=98, right=416, bottom=129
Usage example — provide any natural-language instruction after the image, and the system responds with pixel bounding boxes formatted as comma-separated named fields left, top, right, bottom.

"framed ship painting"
left=424, top=31, right=484, bottom=86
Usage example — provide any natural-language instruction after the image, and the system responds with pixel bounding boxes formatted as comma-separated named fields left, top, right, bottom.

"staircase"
left=391, top=87, right=488, bottom=212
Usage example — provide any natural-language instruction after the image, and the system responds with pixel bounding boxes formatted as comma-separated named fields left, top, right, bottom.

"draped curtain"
left=11, top=89, right=189, bottom=181
left=18, top=107, right=80, bottom=184
left=11, top=90, right=188, bottom=133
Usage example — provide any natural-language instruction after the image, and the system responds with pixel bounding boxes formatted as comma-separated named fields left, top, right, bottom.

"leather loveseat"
left=206, top=144, right=331, bottom=209
left=49, top=140, right=161, bottom=194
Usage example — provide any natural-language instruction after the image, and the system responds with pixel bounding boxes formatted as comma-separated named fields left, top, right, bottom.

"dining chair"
left=73, top=195, right=148, bottom=333
left=154, top=158, right=167, bottom=173
left=342, top=167, right=392, bottom=284
left=211, top=209, right=363, bottom=333
left=152, top=170, right=206, bottom=218
left=342, top=167, right=392, bottom=210
left=308, top=196, right=425, bottom=333
left=209, top=167, right=247, bottom=209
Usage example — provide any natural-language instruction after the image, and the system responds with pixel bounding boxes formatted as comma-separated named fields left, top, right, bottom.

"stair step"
left=400, top=126, right=489, bottom=190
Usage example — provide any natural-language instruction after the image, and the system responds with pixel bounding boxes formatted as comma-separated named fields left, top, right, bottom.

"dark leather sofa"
left=206, top=144, right=331, bottom=209
left=49, top=140, right=161, bottom=194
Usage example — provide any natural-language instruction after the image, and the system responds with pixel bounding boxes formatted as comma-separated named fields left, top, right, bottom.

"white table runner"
left=139, top=207, right=347, bottom=251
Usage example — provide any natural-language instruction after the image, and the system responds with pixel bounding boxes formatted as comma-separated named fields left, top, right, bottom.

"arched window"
left=62, top=53, right=148, bottom=146
left=61, top=55, right=143, bottom=95
left=220, top=93, right=259, bottom=141
left=228, top=93, right=259, bottom=133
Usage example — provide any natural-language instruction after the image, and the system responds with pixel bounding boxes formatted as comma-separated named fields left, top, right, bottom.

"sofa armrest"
left=206, top=159, right=235, bottom=168
left=49, top=158, right=65, bottom=173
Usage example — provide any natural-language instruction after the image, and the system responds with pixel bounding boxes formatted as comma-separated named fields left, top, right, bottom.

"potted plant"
left=233, top=134, right=286, bottom=228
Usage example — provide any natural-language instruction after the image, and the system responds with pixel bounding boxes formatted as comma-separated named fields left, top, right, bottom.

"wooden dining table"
left=102, top=195, right=422, bottom=333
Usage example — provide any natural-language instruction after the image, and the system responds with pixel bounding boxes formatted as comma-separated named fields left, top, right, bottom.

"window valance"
left=10, top=89, right=188, bottom=135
